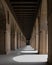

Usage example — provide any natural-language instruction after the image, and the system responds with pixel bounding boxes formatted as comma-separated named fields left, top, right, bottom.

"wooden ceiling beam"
left=15, top=12, right=36, bottom=14
left=11, top=2, right=38, bottom=4
left=14, top=9, right=37, bottom=11
left=13, top=8, right=37, bottom=10
left=16, top=14, right=35, bottom=15
left=12, top=6, right=37, bottom=7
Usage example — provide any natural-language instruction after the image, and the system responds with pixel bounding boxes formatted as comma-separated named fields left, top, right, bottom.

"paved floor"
left=0, top=45, right=48, bottom=65
left=22, top=45, right=34, bottom=51
left=21, top=45, right=38, bottom=53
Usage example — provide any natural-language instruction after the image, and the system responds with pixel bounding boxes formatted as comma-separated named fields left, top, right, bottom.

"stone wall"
left=0, top=0, right=26, bottom=54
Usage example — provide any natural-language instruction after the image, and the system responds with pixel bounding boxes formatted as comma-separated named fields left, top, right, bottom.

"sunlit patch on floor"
left=22, top=45, right=34, bottom=51
left=13, top=55, right=48, bottom=62
left=20, top=50, right=38, bottom=53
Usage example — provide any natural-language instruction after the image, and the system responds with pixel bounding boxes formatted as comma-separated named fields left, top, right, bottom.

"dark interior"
left=6, top=0, right=41, bottom=40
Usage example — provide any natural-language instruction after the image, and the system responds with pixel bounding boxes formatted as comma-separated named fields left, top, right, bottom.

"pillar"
left=48, top=14, right=52, bottom=65
left=14, top=30, right=17, bottom=50
left=30, top=26, right=36, bottom=49
left=22, top=37, right=26, bottom=47
left=5, top=11, right=11, bottom=54
left=39, top=0, right=48, bottom=54
left=48, top=0, right=52, bottom=64
left=35, top=18, right=39, bottom=51
left=17, top=32, right=18, bottom=48
left=18, top=32, right=21, bottom=48
left=19, top=33, right=25, bottom=48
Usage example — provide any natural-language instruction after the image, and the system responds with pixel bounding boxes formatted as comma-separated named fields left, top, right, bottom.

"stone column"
left=35, top=18, right=39, bottom=51
left=18, top=32, right=21, bottom=48
left=17, top=32, right=18, bottom=48
left=21, top=34, right=23, bottom=48
left=39, top=31, right=43, bottom=53
left=14, top=30, right=17, bottom=50
left=41, top=30, right=46, bottom=54
left=5, top=11, right=11, bottom=54
left=5, top=22, right=11, bottom=54
left=30, top=26, right=36, bottom=50
left=48, top=0, right=52, bottom=64
left=39, top=0, right=48, bottom=54
left=23, top=37, right=26, bottom=47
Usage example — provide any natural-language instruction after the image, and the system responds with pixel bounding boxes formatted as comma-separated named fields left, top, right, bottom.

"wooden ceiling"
left=6, top=0, right=41, bottom=40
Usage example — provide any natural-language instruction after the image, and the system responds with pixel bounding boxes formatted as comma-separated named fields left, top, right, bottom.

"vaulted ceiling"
left=6, top=0, right=41, bottom=40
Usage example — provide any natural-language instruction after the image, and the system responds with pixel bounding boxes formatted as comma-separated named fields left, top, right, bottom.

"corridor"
left=0, top=45, right=48, bottom=65
left=0, top=0, right=52, bottom=65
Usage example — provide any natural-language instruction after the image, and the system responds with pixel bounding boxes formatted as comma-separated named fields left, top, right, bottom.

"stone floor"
left=0, top=45, right=48, bottom=65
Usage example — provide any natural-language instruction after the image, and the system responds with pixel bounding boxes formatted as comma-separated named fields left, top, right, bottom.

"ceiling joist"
left=9, top=0, right=41, bottom=40
left=11, top=2, right=38, bottom=4
left=13, top=9, right=37, bottom=10
left=13, top=5, right=37, bottom=8
left=16, top=14, right=35, bottom=16
left=15, top=12, right=36, bottom=14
